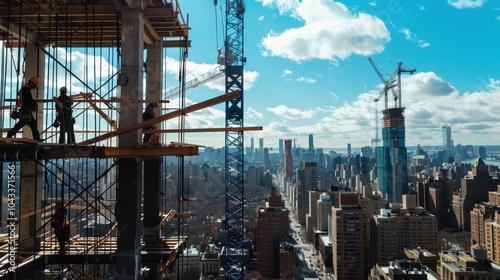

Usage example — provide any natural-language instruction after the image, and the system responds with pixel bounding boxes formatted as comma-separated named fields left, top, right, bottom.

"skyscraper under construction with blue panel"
left=377, top=107, right=408, bottom=203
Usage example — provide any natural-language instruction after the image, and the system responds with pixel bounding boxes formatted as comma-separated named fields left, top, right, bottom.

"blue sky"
left=4, top=1, right=495, bottom=150
left=166, top=0, right=500, bottom=150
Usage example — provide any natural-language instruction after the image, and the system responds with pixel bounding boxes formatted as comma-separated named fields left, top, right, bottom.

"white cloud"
left=447, top=0, right=484, bottom=9
left=259, top=0, right=390, bottom=62
left=297, top=76, right=316, bottom=83
left=399, top=27, right=430, bottom=48
left=257, top=0, right=299, bottom=15
left=164, top=57, right=259, bottom=93
left=247, top=107, right=264, bottom=119
left=282, top=69, right=292, bottom=77
left=267, top=105, right=316, bottom=120
left=259, top=73, right=500, bottom=149
left=369, top=2, right=376, bottom=6
left=258, top=16, right=264, bottom=21
left=418, top=5, right=425, bottom=11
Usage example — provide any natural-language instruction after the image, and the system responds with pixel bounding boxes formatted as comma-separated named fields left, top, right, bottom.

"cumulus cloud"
left=164, top=57, right=259, bottom=94
left=258, top=16, right=264, bottom=21
left=260, top=73, right=500, bottom=148
left=257, top=0, right=299, bottom=15
left=267, top=105, right=316, bottom=120
left=259, top=0, right=390, bottom=62
left=247, top=107, right=264, bottom=119
left=282, top=69, right=292, bottom=77
left=447, top=0, right=484, bottom=9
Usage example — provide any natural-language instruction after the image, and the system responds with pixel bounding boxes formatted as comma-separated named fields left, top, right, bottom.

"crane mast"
left=224, top=0, right=245, bottom=279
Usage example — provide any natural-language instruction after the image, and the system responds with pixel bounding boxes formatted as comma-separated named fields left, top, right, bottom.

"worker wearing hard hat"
left=7, top=76, right=41, bottom=141
left=54, top=86, right=75, bottom=144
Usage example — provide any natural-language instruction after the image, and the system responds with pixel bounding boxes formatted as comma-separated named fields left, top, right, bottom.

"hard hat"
left=29, top=76, right=40, bottom=86
left=60, top=86, right=68, bottom=93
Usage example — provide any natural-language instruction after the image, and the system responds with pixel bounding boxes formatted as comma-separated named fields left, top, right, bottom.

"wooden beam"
left=151, top=126, right=263, bottom=133
left=43, top=145, right=199, bottom=159
left=79, top=90, right=240, bottom=146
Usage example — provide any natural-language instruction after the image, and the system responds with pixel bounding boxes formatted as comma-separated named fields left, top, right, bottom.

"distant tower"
left=479, top=146, right=487, bottom=159
left=296, top=161, right=318, bottom=225
left=377, top=108, right=408, bottom=203
left=347, top=143, right=352, bottom=157
left=250, top=137, right=255, bottom=158
left=308, top=134, right=314, bottom=150
left=284, top=139, right=293, bottom=177
left=278, top=139, right=283, bottom=158
left=442, top=125, right=453, bottom=163
left=264, top=148, right=271, bottom=171
left=259, top=138, right=264, bottom=159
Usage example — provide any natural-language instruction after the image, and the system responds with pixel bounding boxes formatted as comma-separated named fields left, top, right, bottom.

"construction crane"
left=164, top=65, right=225, bottom=100
left=223, top=0, right=246, bottom=279
left=368, top=57, right=398, bottom=110
left=395, top=61, right=416, bottom=108
left=368, top=57, right=397, bottom=148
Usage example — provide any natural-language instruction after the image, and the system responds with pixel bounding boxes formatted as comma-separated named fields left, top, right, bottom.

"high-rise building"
left=306, top=183, right=326, bottom=241
left=442, top=125, right=453, bottom=163
left=250, top=137, right=255, bottom=158
left=308, top=134, right=314, bottom=150
left=470, top=203, right=499, bottom=246
left=259, top=138, right=264, bottom=159
left=284, top=139, right=293, bottom=177
left=317, top=193, right=332, bottom=231
left=255, top=194, right=292, bottom=279
left=452, top=157, right=499, bottom=231
left=485, top=212, right=500, bottom=262
left=377, top=108, right=408, bottom=203
left=347, top=143, right=351, bottom=157
left=371, top=195, right=438, bottom=265
left=296, top=161, right=318, bottom=225
left=332, top=193, right=369, bottom=280
left=479, top=145, right=487, bottom=159
left=278, top=139, right=284, bottom=158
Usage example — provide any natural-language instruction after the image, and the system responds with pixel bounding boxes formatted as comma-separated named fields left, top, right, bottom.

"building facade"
left=332, top=193, right=369, bottom=280
left=255, top=195, right=290, bottom=278
left=377, top=108, right=408, bottom=203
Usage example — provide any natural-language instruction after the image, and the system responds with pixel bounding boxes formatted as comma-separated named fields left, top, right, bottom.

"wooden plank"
left=0, top=137, right=40, bottom=144
left=151, top=126, right=263, bottom=133
left=79, top=90, right=240, bottom=146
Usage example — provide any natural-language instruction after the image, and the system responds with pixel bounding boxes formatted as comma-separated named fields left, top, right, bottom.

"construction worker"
left=6, top=76, right=41, bottom=141
left=54, top=86, right=75, bottom=144
left=51, top=203, right=70, bottom=254
left=142, top=103, right=157, bottom=143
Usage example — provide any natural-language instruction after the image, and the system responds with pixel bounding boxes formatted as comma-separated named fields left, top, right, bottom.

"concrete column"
left=143, top=40, right=163, bottom=239
left=143, top=39, right=163, bottom=280
left=18, top=42, right=44, bottom=250
left=115, top=3, right=145, bottom=279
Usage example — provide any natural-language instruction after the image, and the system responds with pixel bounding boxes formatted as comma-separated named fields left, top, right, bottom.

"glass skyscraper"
left=377, top=108, right=408, bottom=203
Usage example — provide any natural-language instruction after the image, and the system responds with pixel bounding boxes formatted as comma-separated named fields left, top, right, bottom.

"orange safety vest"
left=16, top=84, right=29, bottom=108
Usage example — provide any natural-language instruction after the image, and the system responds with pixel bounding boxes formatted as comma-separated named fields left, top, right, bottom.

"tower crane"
left=395, top=62, right=416, bottom=108
left=368, top=57, right=397, bottom=148
left=368, top=57, right=398, bottom=110
left=223, top=0, right=245, bottom=279
left=164, top=65, right=225, bottom=100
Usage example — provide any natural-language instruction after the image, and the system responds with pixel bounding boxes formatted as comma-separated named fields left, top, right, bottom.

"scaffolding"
left=0, top=1, right=198, bottom=279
